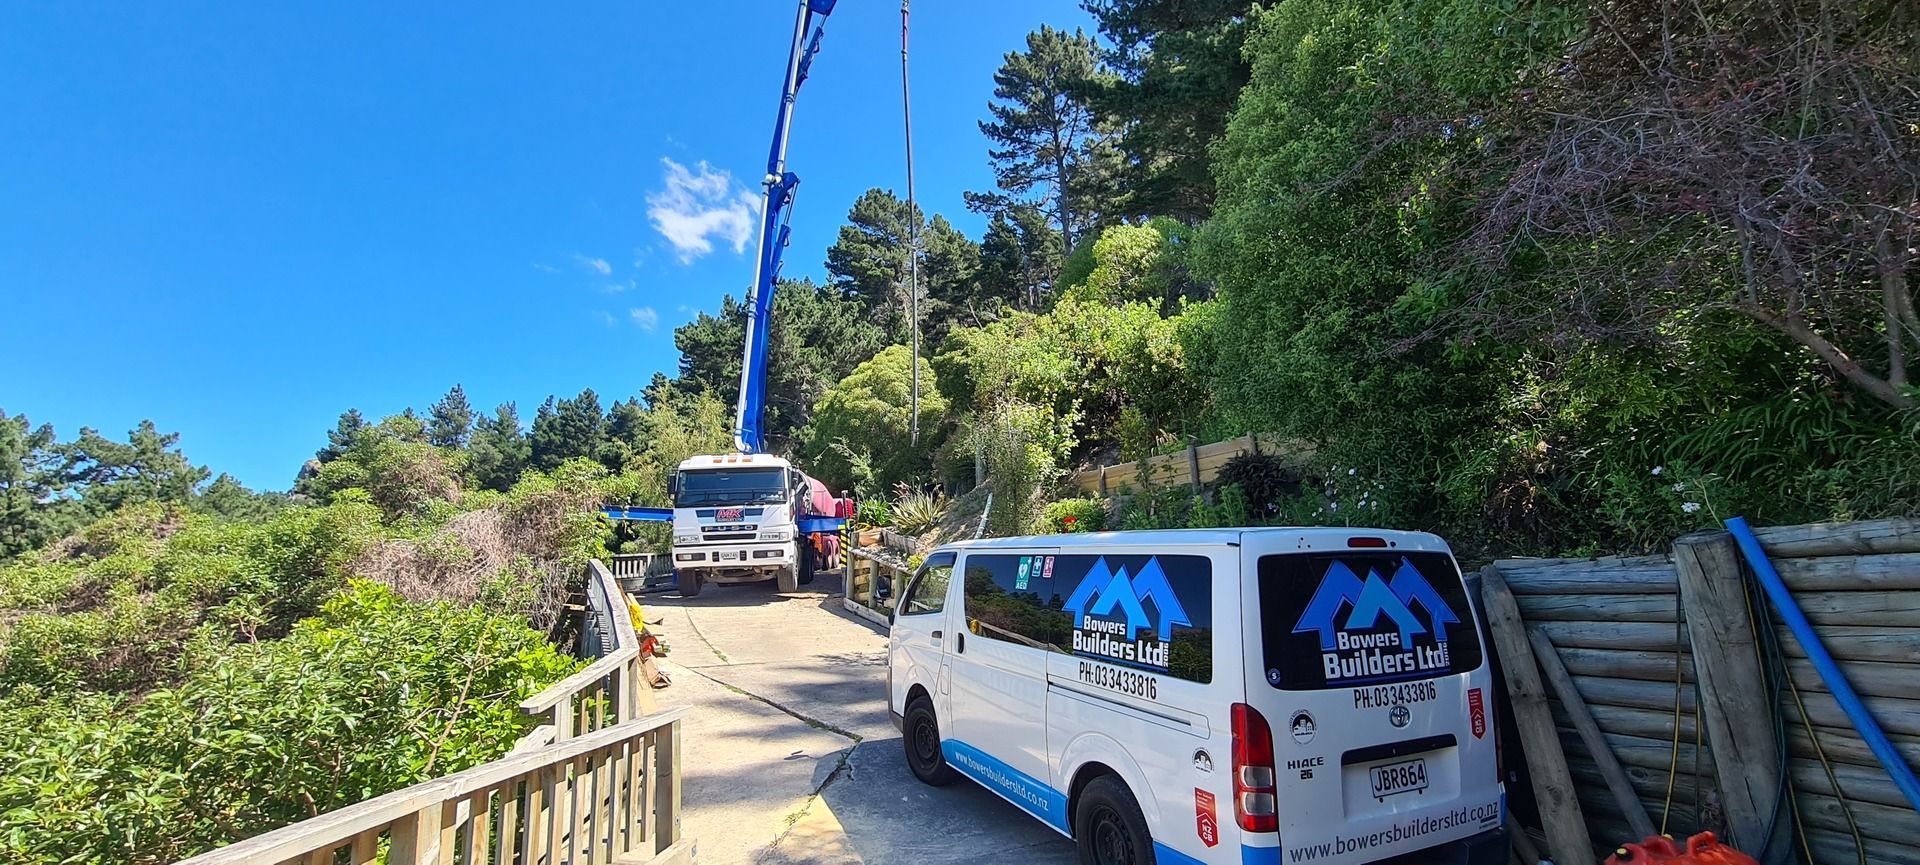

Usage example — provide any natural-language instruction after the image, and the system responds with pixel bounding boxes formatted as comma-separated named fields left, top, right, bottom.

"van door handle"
left=931, top=630, right=942, bottom=640
left=957, top=633, right=965, bottom=653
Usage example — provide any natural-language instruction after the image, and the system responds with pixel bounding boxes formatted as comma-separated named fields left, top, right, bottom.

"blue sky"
left=0, top=1, right=1093, bottom=491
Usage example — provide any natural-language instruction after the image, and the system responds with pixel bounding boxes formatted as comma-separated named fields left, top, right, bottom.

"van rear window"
left=1258, top=551, right=1481, bottom=690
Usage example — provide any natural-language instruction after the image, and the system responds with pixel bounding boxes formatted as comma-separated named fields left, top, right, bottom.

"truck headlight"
left=674, top=533, right=698, bottom=544
left=762, top=529, right=790, bottom=542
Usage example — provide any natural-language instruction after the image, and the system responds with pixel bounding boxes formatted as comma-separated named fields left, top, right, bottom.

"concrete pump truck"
left=604, top=0, right=850, bottom=598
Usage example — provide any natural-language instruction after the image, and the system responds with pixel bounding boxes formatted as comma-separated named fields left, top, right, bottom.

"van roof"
left=940, top=526, right=1447, bottom=552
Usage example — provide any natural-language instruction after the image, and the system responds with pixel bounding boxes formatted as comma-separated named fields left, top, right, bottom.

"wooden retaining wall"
left=1064, top=433, right=1306, bottom=496
left=1486, top=519, right=1920, bottom=865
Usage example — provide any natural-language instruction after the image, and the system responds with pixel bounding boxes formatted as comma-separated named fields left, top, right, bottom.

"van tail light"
left=1231, top=703, right=1279, bottom=833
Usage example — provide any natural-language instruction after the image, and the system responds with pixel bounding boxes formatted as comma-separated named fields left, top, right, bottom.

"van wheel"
left=676, top=570, right=702, bottom=598
left=1074, top=776, right=1155, bottom=865
left=903, top=697, right=956, bottom=786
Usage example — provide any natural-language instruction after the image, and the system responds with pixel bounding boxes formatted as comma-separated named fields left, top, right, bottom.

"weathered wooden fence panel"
left=1489, top=519, right=1920, bottom=865
left=1064, top=433, right=1306, bottom=495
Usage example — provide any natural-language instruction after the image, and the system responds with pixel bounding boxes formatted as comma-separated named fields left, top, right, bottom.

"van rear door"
left=1238, top=533, right=1502, bottom=865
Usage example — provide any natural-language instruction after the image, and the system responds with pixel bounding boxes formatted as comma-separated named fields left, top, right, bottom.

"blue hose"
left=1725, top=516, right=1920, bottom=814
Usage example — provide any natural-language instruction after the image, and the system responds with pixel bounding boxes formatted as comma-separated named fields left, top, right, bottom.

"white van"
left=886, top=528, right=1507, bottom=865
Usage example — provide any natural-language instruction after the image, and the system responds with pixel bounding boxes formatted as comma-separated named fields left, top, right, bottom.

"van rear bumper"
left=1375, top=827, right=1508, bottom=865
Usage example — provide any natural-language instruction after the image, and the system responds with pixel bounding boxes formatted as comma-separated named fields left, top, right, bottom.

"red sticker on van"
left=1468, top=688, right=1487, bottom=739
left=1195, top=788, right=1219, bottom=847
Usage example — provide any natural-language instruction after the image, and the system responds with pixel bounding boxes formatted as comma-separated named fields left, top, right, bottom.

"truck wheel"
left=903, top=696, right=956, bottom=786
left=798, top=543, right=817, bottom=585
left=775, top=563, right=799, bottom=593
left=1074, top=775, right=1155, bottom=865
left=676, top=569, right=702, bottom=598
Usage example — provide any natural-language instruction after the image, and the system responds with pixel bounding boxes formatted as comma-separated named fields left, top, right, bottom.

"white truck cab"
left=887, top=527, right=1507, bottom=865
left=668, top=453, right=817, bottom=596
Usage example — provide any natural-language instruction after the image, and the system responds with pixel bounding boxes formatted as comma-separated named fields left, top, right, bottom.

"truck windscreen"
left=675, top=468, right=787, bottom=507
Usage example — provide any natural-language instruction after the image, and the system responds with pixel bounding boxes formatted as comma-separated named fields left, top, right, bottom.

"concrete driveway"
left=641, top=579, right=1077, bottom=865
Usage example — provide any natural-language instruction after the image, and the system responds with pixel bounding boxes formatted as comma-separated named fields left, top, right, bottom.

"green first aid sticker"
left=1015, top=556, right=1032, bottom=590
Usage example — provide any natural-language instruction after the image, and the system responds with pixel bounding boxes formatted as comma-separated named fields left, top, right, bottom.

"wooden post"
left=1186, top=438, right=1202, bottom=494
left=1673, top=532, right=1789, bottom=862
left=654, top=721, right=683, bottom=853
left=1527, top=627, right=1658, bottom=840
left=387, top=803, right=442, bottom=865
left=1480, top=566, right=1593, bottom=864
left=1099, top=465, right=1109, bottom=497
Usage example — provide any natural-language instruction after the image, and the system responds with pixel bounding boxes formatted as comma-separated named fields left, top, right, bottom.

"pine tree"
left=316, top=409, right=368, bottom=463
left=978, top=206, right=1064, bottom=312
left=466, top=403, right=529, bottom=492
left=824, top=189, right=918, bottom=341
left=1083, top=0, right=1256, bottom=220
left=530, top=389, right=605, bottom=472
left=0, top=410, right=76, bottom=558
left=975, top=26, right=1121, bottom=251
left=427, top=384, right=475, bottom=448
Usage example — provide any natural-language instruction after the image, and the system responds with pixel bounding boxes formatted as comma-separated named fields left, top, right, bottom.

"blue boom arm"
left=733, top=0, right=837, bottom=454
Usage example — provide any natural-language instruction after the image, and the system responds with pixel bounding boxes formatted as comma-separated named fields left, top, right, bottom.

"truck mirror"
left=668, top=474, right=680, bottom=496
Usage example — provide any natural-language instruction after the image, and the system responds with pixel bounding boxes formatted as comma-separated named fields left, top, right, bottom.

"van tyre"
left=1074, top=776, right=1154, bottom=865
left=902, top=697, right=956, bottom=786
left=676, top=570, right=702, bottom=598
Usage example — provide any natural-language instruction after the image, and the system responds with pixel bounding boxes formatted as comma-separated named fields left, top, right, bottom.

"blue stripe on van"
left=940, top=739, right=1071, bottom=833
left=1241, top=845, right=1283, bottom=865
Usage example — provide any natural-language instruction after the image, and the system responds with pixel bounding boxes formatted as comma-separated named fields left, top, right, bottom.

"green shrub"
left=856, top=498, right=892, bottom=529
left=1039, top=498, right=1107, bottom=533
left=0, top=581, right=578, bottom=865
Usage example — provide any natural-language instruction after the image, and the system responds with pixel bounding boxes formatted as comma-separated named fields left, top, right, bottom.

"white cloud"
left=646, top=158, right=760, bottom=263
left=597, top=311, right=617, bottom=327
left=574, top=254, right=612, bottom=276
left=532, top=262, right=560, bottom=274
left=630, top=306, right=660, bottom=331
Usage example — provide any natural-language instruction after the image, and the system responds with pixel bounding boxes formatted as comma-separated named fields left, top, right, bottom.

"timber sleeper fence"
left=1482, top=518, right=1920, bottom=865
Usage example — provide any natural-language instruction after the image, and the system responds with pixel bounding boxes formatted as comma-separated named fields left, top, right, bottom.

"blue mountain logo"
left=1293, top=558, right=1460, bottom=651
left=1062, top=557, right=1192, bottom=641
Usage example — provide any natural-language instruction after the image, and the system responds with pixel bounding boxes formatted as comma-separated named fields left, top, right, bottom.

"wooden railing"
left=521, top=560, right=655, bottom=742
left=174, top=707, right=690, bottom=865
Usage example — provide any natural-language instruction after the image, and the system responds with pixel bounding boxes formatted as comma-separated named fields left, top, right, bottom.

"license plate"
left=1368, top=758, right=1428, bottom=800
left=716, top=551, right=742, bottom=561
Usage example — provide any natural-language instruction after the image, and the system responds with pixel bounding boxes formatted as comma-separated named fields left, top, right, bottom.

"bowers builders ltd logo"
left=1293, top=558, right=1460, bottom=685
left=1062, top=557, right=1190, bottom=669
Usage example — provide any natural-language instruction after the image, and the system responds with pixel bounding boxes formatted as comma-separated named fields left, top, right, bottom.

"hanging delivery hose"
left=1726, top=516, right=1920, bottom=815
left=901, top=0, right=921, bottom=447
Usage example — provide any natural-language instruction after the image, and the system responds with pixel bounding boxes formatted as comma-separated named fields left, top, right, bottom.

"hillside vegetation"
left=669, top=0, right=1918, bottom=559
left=1, top=0, right=1914, bottom=861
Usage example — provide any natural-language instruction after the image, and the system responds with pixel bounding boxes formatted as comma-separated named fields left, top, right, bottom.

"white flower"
left=1330, top=503, right=1340, bottom=512
left=1681, top=502, right=1702, bottom=514
left=1348, top=468, right=1358, bottom=476
left=1672, top=483, right=1685, bottom=493
left=1651, top=466, right=1665, bottom=476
